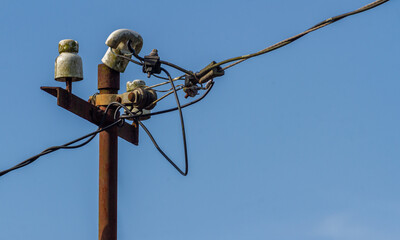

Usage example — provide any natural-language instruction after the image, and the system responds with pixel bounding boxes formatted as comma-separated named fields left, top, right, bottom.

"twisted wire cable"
left=202, top=0, right=390, bottom=72
left=0, top=103, right=124, bottom=177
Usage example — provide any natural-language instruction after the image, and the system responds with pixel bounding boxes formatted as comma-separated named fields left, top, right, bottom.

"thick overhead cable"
left=0, top=104, right=123, bottom=177
left=202, top=0, right=390, bottom=72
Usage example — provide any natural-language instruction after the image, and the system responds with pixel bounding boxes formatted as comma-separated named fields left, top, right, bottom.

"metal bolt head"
left=149, top=49, right=158, bottom=56
left=128, top=91, right=138, bottom=103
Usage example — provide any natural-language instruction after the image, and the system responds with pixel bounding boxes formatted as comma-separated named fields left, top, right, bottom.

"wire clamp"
left=142, top=49, right=162, bottom=77
left=196, top=61, right=225, bottom=84
left=95, top=94, right=121, bottom=106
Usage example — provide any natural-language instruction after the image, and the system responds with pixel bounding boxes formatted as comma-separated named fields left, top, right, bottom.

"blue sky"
left=0, top=0, right=399, bottom=239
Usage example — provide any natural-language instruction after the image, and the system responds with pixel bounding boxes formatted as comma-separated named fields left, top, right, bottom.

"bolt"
left=128, top=91, right=137, bottom=103
left=116, top=96, right=122, bottom=103
left=149, top=49, right=158, bottom=56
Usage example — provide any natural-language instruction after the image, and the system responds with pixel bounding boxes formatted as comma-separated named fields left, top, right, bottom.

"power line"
left=0, top=104, right=123, bottom=177
left=112, top=0, right=390, bottom=83
left=151, top=67, right=189, bottom=176
left=203, top=0, right=390, bottom=72
left=121, top=0, right=390, bottom=176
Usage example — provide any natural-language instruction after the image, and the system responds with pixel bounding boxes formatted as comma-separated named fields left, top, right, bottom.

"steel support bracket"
left=41, top=86, right=138, bottom=145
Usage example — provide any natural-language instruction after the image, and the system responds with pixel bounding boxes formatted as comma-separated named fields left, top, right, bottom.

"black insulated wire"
left=127, top=40, right=145, bottom=63
left=0, top=103, right=124, bottom=178
left=110, top=48, right=144, bottom=67
left=139, top=121, right=188, bottom=176
left=204, top=0, right=390, bottom=72
left=131, top=68, right=190, bottom=176
left=108, top=0, right=389, bottom=76
left=0, top=120, right=122, bottom=177
left=126, top=40, right=195, bottom=77
left=159, top=60, right=194, bottom=76
left=160, top=67, right=189, bottom=175
left=0, top=79, right=214, bottom=177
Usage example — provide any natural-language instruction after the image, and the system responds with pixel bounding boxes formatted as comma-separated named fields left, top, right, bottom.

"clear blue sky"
left=0, top=0, right=399, bottom=239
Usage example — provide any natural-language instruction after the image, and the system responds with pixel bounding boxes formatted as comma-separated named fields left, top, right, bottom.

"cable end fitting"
left=196, top=61, right=225, bottom=84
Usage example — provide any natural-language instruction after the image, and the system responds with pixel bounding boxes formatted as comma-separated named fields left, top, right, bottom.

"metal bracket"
left=41, top=86, right=138, bottom=145
left=95, top=94, right=118, bottom=106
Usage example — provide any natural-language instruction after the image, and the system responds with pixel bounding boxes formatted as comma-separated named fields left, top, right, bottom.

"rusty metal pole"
left=98, top=64, right=120, bottom=240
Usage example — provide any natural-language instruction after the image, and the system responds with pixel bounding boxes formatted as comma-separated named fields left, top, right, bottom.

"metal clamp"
left=196, top=61, right=225, bottom=84
left=95, top=94, right=120, bottom=106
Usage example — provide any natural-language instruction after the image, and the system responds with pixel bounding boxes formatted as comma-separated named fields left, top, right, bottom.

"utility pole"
left=39, top=28, right=215, bottom=240
left=1, top=2, right=390, bottom=238
left=42, top=35, right=140, bottom=240
left=98, top=64, right=120, bottom=240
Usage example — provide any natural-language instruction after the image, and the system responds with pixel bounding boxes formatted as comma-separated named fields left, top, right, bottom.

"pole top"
left=98, top=64, right=120, bottom=90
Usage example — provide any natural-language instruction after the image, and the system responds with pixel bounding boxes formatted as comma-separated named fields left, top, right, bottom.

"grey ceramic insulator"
left=55, top=39, right=83, bottom=82
left=101, top=29, right=143, bottom=73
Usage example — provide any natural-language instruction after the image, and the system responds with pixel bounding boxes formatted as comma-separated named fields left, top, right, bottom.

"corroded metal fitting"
left=95, top=94, right=119, bottom=106
left=55, top=39, right=83, bottom=82
left=127, top=87, right=157, bottom=110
